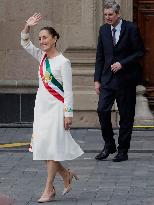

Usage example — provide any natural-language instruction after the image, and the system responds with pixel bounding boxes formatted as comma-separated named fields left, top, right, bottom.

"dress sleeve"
left=61, top=60, right=73, bottom=117
left=21, top=32, right=43, bottom=62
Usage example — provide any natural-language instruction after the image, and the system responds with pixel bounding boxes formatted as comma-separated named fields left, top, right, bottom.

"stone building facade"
left=0, top=0, right=144, bottom=127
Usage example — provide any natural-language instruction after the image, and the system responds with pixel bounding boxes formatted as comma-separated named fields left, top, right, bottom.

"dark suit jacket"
left=94, top=19, right=145, bottom=87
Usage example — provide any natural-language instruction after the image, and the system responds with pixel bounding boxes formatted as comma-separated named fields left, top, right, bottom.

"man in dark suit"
left=94, top=1, right=144, bottom=162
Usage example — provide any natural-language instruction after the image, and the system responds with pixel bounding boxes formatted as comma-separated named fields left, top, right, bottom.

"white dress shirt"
left=111, top=19, right=122, bottom=44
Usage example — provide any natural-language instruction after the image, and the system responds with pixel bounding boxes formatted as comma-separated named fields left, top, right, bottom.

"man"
left=94, top=1, right=144, bottom=162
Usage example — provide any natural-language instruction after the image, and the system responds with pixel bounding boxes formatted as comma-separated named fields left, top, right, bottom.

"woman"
left=21, top=13, right=83, bottom=203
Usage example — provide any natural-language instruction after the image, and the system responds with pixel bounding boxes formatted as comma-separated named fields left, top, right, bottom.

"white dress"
left=21, top=32, right=84, bottom=161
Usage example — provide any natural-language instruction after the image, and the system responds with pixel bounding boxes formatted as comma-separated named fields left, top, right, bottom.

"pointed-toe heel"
left=38, top=186, right=56, bottom=203
left=62, top=169, right=79, bottom=196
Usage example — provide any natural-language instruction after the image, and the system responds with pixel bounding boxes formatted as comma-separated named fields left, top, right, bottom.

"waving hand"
left=26, top=13, right=42, bottom=27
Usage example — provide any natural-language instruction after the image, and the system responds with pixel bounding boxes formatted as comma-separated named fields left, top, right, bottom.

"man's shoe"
left=95, top=147, right=116, bottom=161
left=112, top=152, right=128, bottom=162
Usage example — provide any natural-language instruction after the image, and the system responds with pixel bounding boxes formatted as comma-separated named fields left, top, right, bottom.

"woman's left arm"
left=61, top=60, right=73, bottom=130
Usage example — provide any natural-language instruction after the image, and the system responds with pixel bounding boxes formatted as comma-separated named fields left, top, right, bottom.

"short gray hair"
left=104, top=1, right=120, bottom=14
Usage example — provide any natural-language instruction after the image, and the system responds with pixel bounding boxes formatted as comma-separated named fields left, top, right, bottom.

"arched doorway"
left=133, top=0, right=154, bottom=110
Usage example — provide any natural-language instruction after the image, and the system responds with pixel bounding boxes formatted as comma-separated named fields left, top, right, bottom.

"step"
left=72, top=69, right=94, bottom=87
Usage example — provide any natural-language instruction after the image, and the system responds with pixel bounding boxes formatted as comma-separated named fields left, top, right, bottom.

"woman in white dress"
left=21, top=13, right=83, bottom=203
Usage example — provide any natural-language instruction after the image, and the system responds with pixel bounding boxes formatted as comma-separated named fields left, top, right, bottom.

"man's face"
left=104, top=8, right=120, bottom=27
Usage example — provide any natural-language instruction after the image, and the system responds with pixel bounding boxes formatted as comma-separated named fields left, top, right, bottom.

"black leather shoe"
left=95, top=147, right=117, bottom=161
left=112, top=152, right=128, bottom=162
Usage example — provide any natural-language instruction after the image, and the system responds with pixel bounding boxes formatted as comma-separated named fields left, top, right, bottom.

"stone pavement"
left=0, top=128, right=154, bottom=205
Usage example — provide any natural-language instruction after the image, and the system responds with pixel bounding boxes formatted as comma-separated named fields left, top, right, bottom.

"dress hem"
left=32, top=151, right=84, bottom=161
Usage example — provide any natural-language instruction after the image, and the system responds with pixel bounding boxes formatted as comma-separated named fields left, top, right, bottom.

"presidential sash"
left=39, top=54, right=64, bottom=103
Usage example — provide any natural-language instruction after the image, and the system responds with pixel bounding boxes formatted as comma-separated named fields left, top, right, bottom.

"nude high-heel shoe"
left=38, top=186, right=56, bottom=203
left=62, top=169, right=79, bottom=196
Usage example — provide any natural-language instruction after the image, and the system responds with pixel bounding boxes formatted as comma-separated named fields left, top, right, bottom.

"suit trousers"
left=97, top=83, right=136, bottom=153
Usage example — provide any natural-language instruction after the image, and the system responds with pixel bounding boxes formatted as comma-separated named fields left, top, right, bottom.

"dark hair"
left=40, top=26, right=60, bottom=40
left=104, top=1, right=120, bottom=14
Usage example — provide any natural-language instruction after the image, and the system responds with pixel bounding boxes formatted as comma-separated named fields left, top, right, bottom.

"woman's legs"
left=57, top=162, right=79, bottom=195
left=41, top=160, right=58, bottom=197
left=57, top=162, right=70, bottom=188
left=42, top=161, right=68, bottom=194
left=40, top=161, right=78, bottom=200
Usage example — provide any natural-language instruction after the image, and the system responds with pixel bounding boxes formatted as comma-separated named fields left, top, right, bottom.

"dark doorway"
left=133, top=0, right=154, bottom=110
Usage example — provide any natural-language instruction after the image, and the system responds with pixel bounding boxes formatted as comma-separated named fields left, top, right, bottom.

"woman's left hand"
left=64, top=117, right=72, bottom=130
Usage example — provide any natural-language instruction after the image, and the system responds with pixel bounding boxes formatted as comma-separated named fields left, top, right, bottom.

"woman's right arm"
left=21, top=13, right=43, bottom=62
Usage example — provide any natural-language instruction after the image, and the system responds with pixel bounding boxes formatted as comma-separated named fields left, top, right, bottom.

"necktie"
left=112, top=27, right=116, bottom=46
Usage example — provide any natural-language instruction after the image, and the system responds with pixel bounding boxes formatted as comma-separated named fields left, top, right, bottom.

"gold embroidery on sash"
left=43, top=71, right=52, bottom=83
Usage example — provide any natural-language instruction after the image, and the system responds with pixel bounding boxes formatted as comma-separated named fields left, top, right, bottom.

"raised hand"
left=26, top=13, right=42, bottom=27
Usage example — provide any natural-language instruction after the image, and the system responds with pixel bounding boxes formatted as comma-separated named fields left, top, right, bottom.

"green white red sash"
left=39, top=54, right=64, bottom=103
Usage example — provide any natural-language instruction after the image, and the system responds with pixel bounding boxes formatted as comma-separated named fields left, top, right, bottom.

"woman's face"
left=39, top=29, right=57, bottom=52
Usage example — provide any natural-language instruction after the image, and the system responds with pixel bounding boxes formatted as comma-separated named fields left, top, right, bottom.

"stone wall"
left=0, top=0, right=102, bottom=82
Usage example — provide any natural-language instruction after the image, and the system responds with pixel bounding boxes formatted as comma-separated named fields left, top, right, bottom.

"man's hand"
left=111, top=62, right=122, bottom=73
left=64, top=117, right=72, bottom=130
left=94, top=81, right=101, bottom=95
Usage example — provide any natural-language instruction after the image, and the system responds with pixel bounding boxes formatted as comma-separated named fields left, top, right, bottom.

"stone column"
left=64, top=0, right=104, bottom=128
left=120, top=0, right=133, bottom=20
